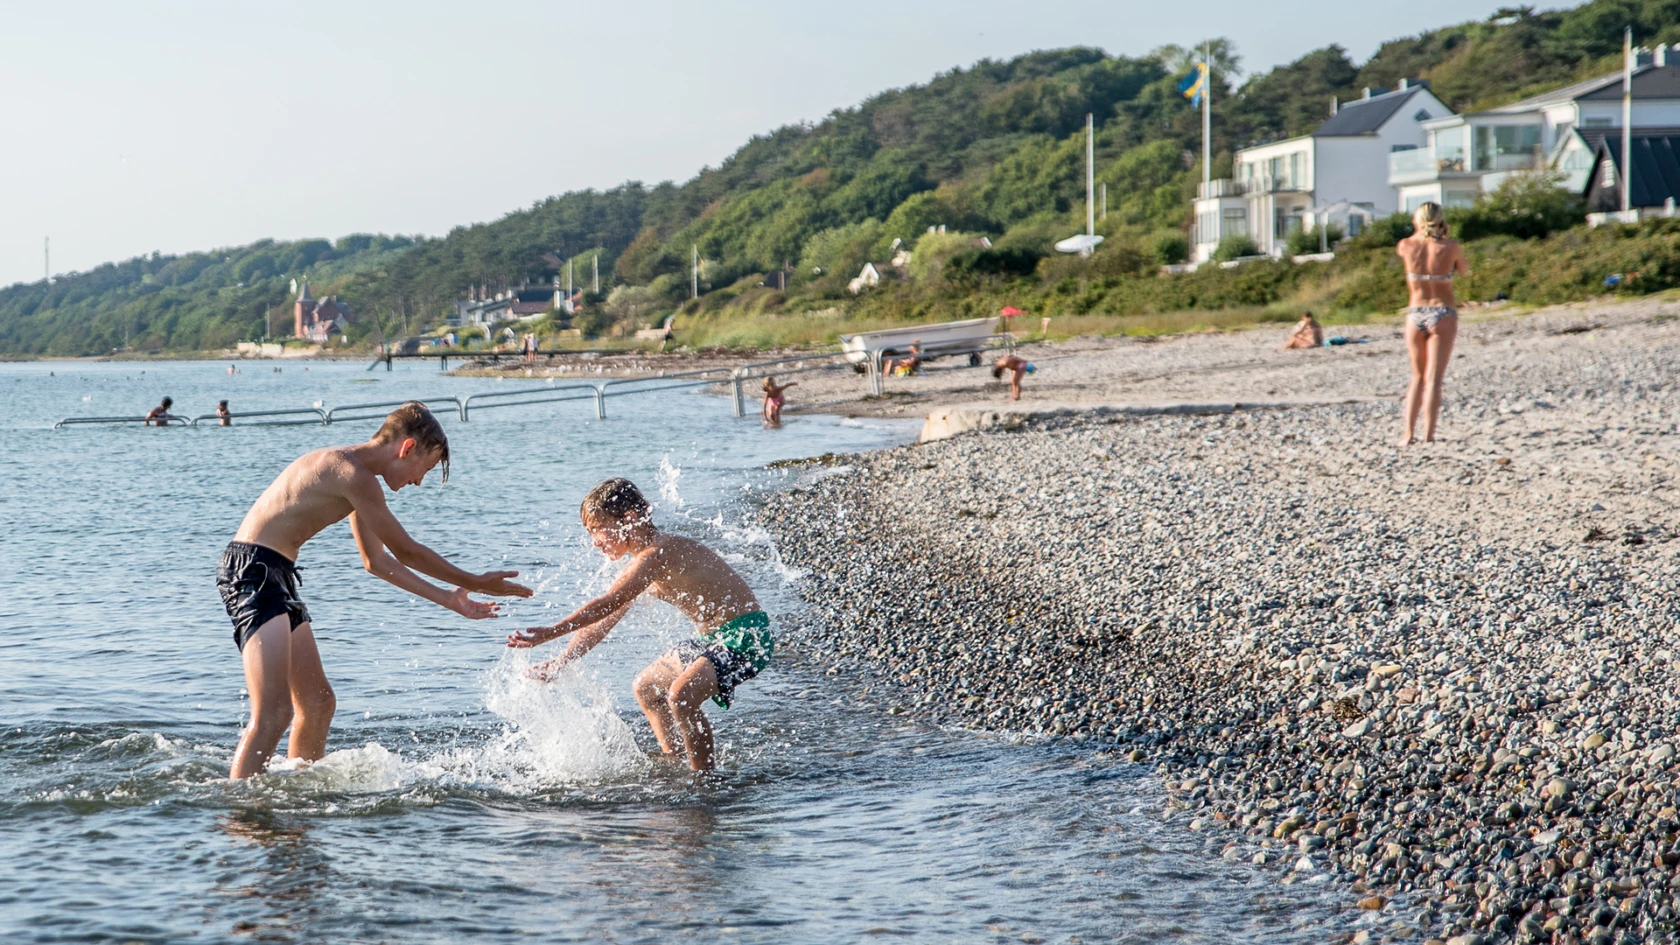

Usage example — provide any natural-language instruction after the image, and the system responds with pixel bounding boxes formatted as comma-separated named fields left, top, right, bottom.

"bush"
left=943, top=246, right=1044, bottom=280
left=1350, top=213, right=1413, bottom=250
left=1150, top=231, right=1189, bottom=265
left=1212, top=234, right=1261, bottom=261
left=1286, top=224, right=1343, bottom=256
left=1452, top=171, right=1584, bottom=241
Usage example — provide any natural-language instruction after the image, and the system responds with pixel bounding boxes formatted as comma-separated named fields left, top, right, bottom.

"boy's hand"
left=477, top=570, right=534, bottom=598
left=506, top=625, right=566, bottom=648
left=525, top=657, right=567, bottom=681
left=450, top=587, right=500, bottom=619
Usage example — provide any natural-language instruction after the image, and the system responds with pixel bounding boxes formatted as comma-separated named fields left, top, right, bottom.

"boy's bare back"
left=624, top=534, right=759, bottom=632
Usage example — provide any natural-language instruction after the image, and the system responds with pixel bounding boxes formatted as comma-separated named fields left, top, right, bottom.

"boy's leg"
left=230, top=615, right=296, bottom=780
left=669, top=658, right=721, bottom=771
left=633, top=654, right=685, bottom=755
left=285, top=623, right=335, bottom=763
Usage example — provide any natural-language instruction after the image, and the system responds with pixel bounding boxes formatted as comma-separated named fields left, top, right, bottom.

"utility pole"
left=592, top=254, right=599, bottom=295
left=691, top=244, right=698, bottom=299
left=1623, top=27, right=1634, bottom=218
left=1100, top=182, right=1107, bottom=221
left=1085, top=112, right=1095, bottom=247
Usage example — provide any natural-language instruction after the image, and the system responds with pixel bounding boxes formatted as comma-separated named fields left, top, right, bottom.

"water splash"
left=656, top=453, right=685, bottom=509
left=477, top=654, right=649, bottom=785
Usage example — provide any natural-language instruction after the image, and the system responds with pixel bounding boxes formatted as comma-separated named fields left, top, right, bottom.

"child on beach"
left=508, top=478, right=773, bottom=772
left=992, top=355, right=1034, bottom=401
left=761, top=376, right=795, bottom=425
left=216, top=401, right=532, bottom=779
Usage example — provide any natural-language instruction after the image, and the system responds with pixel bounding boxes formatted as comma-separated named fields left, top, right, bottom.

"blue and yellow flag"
left=1178, top=61, right=1208, bottom=107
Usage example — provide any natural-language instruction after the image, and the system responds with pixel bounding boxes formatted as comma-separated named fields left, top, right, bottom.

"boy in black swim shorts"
left=509, top=479, right=772, bottom=772
left=217, top=402, right=532, bottom=779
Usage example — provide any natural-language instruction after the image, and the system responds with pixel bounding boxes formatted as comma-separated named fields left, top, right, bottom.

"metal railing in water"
left=54, top=337, right=1026, bottom=429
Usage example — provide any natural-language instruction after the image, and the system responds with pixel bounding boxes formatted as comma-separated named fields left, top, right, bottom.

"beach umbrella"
left=1000, top=306, right=1026, bottom=318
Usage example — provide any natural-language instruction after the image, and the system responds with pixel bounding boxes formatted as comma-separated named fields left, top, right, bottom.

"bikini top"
left=1406, top=272, right=1455, bottom=282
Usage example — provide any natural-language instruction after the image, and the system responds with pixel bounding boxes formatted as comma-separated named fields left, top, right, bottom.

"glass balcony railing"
left=1196, top=179, right=1246, bottom=199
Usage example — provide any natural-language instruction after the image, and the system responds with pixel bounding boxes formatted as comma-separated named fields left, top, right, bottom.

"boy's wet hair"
left=161, top=396, right=173, bottom=408
left=581, top=478, right=649, bottom=524
left=373, top=401, right=450, bottom=482
left=991, top=364, right=1005, bottom=379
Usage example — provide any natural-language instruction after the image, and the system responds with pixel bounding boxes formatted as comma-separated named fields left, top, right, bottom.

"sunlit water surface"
left=0, top=360, right=1342, bottom=943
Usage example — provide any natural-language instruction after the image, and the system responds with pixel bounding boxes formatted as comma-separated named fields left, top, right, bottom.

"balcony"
left=1197, top=178, right=1246, bottom=199
left=1389, top=147, right=1472, bottom=185
left=1246, top=174, right=1309, bottom=195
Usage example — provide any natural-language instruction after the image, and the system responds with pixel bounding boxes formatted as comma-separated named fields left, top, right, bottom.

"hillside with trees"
left=5, top=0, right=1680, bottom=356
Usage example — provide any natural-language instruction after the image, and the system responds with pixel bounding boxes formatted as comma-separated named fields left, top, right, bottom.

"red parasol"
left=1000, top=306, right=1026, bottom=318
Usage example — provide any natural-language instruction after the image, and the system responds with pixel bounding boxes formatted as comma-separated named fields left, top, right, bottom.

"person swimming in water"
left=216, top=400, right=232, bottom=426
left=144, top=397, right=177, bottom=427
left=1396, top=201, right=1468, bottom=445
left=511, top=479, right=773, bottom=772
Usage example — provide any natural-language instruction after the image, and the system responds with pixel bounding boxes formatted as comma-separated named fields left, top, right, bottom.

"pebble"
left=759, top=304, right=1680, bottom=943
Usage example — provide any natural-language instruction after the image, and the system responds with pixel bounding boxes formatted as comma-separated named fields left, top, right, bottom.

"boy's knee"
left=250, top=702, right=295, bottom=734
left=299, top=686, right=336, bottom=720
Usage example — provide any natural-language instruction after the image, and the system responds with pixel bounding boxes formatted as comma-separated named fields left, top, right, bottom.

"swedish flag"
left=1178, top=61, right=1208, bottom=107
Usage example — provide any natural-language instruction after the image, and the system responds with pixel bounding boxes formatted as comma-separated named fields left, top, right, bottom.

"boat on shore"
left=840, top=317, right=1001, bottom=365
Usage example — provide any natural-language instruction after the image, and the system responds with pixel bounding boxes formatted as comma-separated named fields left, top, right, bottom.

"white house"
left=1391, top=45, right=1680, bottom=211
left=1192, top=80, right=1452, bottom=261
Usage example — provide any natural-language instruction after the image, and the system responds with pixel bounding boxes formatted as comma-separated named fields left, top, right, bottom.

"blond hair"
left=372, top=401, right=449, bottom=482
left=1412, top=202, right=1448, bottom=240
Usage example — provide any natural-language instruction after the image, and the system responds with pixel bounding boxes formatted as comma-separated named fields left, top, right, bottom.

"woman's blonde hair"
left=1412, top=201, right=1448, bottom=240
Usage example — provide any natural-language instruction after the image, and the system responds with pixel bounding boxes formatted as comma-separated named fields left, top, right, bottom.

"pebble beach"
left=760, top=299, right=1680, bottom=945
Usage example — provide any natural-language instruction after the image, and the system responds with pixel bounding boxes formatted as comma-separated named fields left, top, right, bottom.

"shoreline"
left=758, top=297, right=1680, bottom=945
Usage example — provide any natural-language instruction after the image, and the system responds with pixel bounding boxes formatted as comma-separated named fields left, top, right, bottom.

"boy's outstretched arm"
left=507, top=551, right=659, bottom=648
left=525, top=604, right=632, bottom=681
left=347, top=475, right=532, bottom=598
left=350, top=513, right=500, bottom=618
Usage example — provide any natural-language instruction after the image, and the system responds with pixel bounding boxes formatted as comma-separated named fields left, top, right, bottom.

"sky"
left=0, top=0, right=1520, bottom=288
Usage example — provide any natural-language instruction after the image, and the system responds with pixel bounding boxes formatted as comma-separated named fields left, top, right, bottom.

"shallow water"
left=1, top=360, right=1340, bottom=943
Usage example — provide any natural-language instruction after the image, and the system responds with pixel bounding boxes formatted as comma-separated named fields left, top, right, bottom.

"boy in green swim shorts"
left=508, top=478, right=773, bottom=771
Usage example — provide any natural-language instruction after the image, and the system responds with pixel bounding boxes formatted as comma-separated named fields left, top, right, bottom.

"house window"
left=1473, top=125, right=1542, bottom=171
left=1601, top=159, right=1617, bottom=190
left=1274, top=208, right=1304, bottom=238
left=1584, top=117, right=1613, bottom=129
left=1222, top=208, right=1248, bottom=237
left=1414, top=109, right=1432, bottom=122
left=1391, top=144, right=1418, bottom=152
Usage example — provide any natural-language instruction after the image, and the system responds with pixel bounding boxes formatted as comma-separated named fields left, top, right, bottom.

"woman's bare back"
left=1396, top=236, right=1466, bottom=308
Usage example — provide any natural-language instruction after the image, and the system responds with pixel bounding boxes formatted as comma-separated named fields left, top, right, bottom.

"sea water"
left=0, top=360, right=1342, bottom=943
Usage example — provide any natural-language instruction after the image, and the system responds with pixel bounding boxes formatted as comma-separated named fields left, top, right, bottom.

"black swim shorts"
left=672, top=638, right=765, bottom=710
left=217, top=541, right=311, bottom=651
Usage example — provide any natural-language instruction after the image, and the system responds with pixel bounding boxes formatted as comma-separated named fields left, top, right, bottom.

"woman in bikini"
left=1396, top=202, right=1468, bottom=445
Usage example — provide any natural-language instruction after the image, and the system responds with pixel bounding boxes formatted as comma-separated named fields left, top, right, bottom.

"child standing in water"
left=509, top=478, right=773, bottom=772
left=217, top=402, right=532, bottom=779
left=761, top=376, right=795, bottom=425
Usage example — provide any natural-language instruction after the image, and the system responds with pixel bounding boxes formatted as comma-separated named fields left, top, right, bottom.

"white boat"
left=841, top=317, right=1000, bottom=365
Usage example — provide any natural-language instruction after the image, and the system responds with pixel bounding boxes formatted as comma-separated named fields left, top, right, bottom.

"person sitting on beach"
left=1396, top=201, right=1468, bottom=445
left=511, top=478, right=773, bottom=773
left=216, top=400, right=232, bottom=427
left=761, top=376, right=796, bottom=425
left=216, top=401, right=532, bottom=779
left=895, top=341, right=924, bottom=376
left=144, top=397, right=177, bottom=427
left=1280, top=311, right=1323, bottom=350
left=991, top=355, right=1034, bottom=402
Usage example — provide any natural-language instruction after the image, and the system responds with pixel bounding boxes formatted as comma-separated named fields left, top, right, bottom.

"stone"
left=1357, top=895, right=1387, bottom=910
left=1581, top=732, right=1607, bottom=750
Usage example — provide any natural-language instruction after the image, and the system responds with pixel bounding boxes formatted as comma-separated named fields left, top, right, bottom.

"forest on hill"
left=5, top=0, right=1680, bottom=356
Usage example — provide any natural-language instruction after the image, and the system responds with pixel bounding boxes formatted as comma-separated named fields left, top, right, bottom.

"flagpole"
left=1623, top=27, right=1634, bottom=217
left=1085, top=112, right=1095, bottom=246
left=1202, top=41, right=1212, bottom=188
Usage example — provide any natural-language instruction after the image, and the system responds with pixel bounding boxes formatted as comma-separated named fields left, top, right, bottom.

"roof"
left=1588, top=133, right=1680, bottom=207
left=1483, top=64, right=1680, bottom=114
left=1315, top=86, right=1431, bottom=137
left=509, top=301, right=551, bottom=315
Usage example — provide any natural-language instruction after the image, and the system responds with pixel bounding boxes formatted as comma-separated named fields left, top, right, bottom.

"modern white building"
left=1390, top=46, right=1680, bottom=211
left=1192, top=80, right=1452, bottom=261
